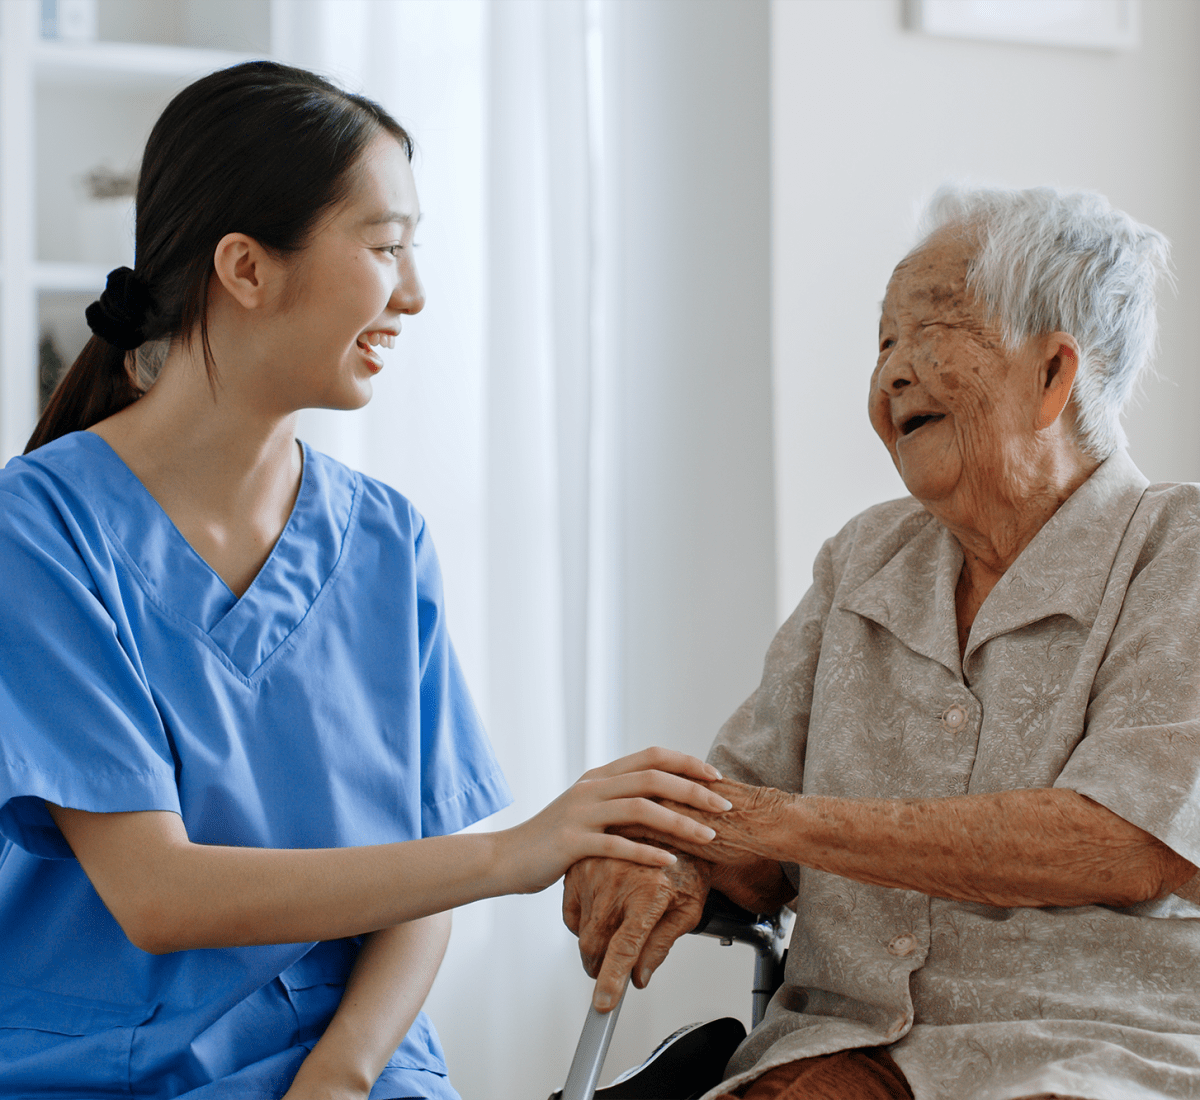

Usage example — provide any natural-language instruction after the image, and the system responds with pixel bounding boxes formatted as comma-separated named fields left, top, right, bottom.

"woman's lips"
left=356, top=339, right=384, bottom=373
left=900, top=413, right=946, bottom=437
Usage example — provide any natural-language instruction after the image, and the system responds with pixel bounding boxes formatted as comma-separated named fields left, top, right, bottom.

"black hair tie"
left=85, top=267, right=153, bottom=351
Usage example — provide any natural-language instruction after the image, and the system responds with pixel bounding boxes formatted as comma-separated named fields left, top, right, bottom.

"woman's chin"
left=896, top=462, right=961, bottom=509
left=307, top=382, right=373, bottom=414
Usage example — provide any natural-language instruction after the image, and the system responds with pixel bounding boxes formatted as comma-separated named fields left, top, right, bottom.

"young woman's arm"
left=45, top=748, right=730, bottom=954
left=283, top=914, right=452, bottom=1100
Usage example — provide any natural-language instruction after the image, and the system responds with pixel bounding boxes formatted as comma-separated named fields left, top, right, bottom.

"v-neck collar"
left=50, top=432, right=359, bottom=678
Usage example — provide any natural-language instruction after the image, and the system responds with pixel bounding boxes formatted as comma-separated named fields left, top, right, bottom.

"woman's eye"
left=879, top=338, right=895, bottom=353
left=380, top=244, right=403, bottom=257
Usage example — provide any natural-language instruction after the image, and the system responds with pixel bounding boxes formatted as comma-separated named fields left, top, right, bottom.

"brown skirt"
left=708, top=1052, right=1088, bottom=1100
left=710, top=1048, right=914, bottom=1100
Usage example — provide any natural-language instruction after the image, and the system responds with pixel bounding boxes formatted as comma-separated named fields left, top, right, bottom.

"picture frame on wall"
left=905, top=0, right=1140, bottom=50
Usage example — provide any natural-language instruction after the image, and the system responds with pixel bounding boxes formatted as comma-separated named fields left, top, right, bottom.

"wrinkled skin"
left=868, top=234, right=1083, bottom=540
left=563, top=780, right=797, bottom=1010
left=562, top=852, right=712, bottom=1011
left=644, top=778, right=793, bottom=865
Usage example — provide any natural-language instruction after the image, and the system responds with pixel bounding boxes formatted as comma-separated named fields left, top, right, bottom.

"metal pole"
left=560, top=986, right=626, bottom=1100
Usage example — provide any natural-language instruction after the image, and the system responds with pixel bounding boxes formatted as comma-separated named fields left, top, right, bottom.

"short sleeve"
left=708, top=535, right=836, bottom=794
left=411, top=522, right=512, bottom=837
left=0, top=491, right=180, bottom=858
left=1056, top=497, right=1200, bottom=867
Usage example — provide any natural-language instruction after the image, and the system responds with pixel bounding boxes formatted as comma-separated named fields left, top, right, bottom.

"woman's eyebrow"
left=362, top=211, right=422, bottom=227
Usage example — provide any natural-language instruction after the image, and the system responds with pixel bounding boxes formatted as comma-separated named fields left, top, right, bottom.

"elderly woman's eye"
left=880, top=338, right=895, bottom=353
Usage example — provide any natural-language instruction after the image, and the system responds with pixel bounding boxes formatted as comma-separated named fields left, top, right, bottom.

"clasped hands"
left=562, top=777, right=795, bottom=1011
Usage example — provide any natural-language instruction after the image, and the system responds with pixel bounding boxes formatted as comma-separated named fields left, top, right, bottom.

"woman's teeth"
left=360, top=332, right=396, bottom=349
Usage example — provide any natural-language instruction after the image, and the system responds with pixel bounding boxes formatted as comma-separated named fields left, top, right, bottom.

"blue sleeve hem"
left=0, top=757, right=180, bottom=859
left=421, top=765, right=513, bottom=838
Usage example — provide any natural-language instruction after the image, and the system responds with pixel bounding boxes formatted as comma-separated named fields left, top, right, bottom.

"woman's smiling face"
left=262, top=132, right=425, bottom=413
left=869, top=234, right=1049, bottom=517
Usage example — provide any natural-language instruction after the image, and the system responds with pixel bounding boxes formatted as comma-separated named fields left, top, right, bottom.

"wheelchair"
left=550, top=893, right=790, bottom=1100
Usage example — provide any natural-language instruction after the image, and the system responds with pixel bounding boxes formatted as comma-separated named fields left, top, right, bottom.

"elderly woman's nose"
left=877, top=348, right=917, bottom=392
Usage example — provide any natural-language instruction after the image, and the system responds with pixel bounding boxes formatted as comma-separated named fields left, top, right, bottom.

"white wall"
left=612, top=1, right=776, bottom=775
left=772, top=0, right=1200, bottom=616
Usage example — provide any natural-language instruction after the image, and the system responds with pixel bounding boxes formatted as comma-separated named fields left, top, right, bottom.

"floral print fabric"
left=705, top=449, right=1200, bottom=1100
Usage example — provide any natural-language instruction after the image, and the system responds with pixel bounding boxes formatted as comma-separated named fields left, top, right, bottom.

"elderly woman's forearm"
left=664, top=784, right=1195, bottom=909
left=783, top=789, right=1197, bottom=906
left=710, top=858, right=796, bottom=914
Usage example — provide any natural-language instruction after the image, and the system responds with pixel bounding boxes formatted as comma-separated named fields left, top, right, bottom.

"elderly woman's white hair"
left=916, top=185, right=1172, bottom=460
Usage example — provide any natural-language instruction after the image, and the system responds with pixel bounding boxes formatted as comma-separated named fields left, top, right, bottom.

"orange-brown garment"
left=711, top=1049, right=914, bottom=1100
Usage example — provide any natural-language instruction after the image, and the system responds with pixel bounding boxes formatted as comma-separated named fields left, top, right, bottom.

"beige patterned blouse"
left=705, top=449, right=1200, bottom=1100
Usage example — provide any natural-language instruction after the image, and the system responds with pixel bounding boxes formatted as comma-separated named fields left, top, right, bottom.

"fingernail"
left=595, top=992, right=612, bottom=1011
left=638, top=968, right=650, bottom=985
left=714, top=797, right=733, bottom=810
left=707, top=765, right=723, bottom=779
left=699, top=825, right=716, bottom=840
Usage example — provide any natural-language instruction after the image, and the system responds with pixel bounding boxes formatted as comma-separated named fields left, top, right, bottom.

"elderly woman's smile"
left=897, top=413, right=945, bottom=436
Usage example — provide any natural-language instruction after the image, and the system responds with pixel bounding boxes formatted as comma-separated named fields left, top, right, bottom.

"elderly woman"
left=563, top=186, right=1200, bottom=1100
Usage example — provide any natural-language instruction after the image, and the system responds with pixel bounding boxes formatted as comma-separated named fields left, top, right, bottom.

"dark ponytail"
left=25, top=61, right=412, bottom=453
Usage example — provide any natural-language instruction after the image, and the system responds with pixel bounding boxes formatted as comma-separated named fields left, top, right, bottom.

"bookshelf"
left=0, top=0, right=274, bottom=459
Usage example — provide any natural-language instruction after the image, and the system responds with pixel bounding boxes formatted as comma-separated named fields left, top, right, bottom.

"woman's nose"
left=876, top=346, right=915, bottom=393
left=393, top=257, right=426, bottom=316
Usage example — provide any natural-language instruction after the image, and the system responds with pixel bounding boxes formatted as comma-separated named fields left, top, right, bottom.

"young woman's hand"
left=494, top=747, right=731, bottom=896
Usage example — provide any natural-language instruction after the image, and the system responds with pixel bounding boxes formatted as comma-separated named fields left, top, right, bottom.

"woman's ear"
left=1035, top=332, right=1081, bottom=431
left=211, top=233, right=285, bottom=310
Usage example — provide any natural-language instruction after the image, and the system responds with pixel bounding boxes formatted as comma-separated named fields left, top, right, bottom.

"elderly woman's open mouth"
left=899, top=412, right=945, bottom=435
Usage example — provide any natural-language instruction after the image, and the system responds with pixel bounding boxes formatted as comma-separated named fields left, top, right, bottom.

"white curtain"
left=274, top=2, right=620, bottom=1095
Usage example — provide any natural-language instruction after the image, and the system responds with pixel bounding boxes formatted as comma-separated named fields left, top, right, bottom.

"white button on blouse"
left=887, top=933, right=917, bottom=957
left=941, top=703, right=968, bottom=731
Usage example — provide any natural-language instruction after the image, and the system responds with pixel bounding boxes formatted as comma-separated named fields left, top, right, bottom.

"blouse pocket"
left=0, top=982, right=150, bottom=1094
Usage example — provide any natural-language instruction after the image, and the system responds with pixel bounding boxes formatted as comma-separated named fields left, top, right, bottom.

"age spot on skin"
left=926, top=285, right=961, bottom=305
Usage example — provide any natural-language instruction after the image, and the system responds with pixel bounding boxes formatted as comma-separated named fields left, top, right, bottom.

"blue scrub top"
left=0, top=432, right=512, bottom=1099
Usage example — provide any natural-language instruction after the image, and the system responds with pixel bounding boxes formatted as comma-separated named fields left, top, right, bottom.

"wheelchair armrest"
left=689, top=890, right=790, bottom=1029
left=689, top=889, right=783, bottom=955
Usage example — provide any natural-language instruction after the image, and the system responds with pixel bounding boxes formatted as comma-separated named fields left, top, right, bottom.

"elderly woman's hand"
left=614, top=777, right=795, bottom=866
left=562, top=852, right=711, bottom=1012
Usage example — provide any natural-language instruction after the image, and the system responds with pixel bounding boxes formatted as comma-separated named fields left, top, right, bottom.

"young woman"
left=0, top=62, right=728, bottom=1099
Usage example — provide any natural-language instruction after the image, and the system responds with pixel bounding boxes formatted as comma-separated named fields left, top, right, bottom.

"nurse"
left=0, top=62, right=727, bottom=1099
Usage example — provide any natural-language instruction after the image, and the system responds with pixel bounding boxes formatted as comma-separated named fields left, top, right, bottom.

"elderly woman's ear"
left=1035, top=332, right=1081, bottom=431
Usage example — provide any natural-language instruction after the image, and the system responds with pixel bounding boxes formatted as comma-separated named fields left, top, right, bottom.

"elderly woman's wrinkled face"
left=870, top=235, right=1047, bottom=515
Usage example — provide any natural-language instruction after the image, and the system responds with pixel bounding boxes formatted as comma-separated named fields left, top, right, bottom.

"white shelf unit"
left=0, top=0, right=274, bottom=460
